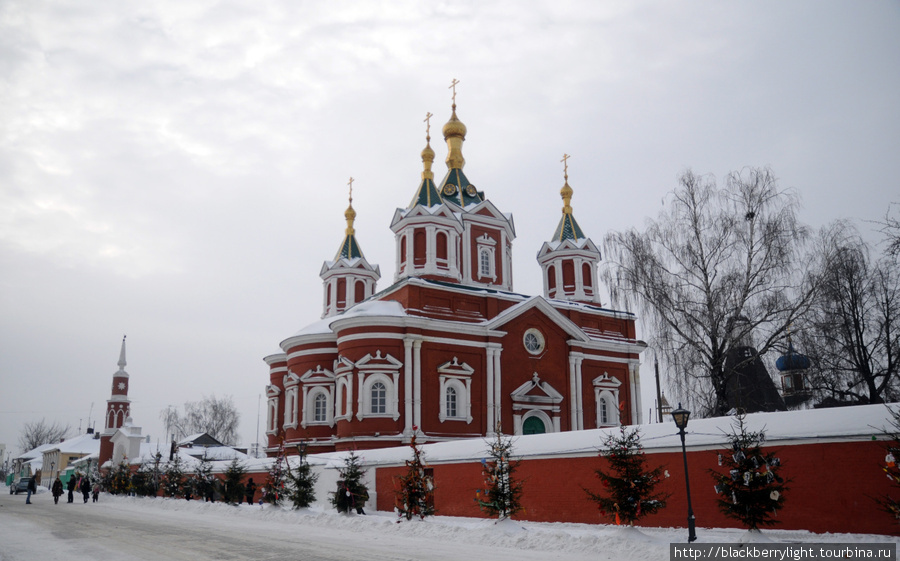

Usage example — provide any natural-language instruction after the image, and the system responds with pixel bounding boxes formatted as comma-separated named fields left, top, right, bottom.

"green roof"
left=335, top=234, right=364, bottom=260
left=438, top=168, right=484, bottom=207
left=408, top=178, right=442, bottom=208
left=551, top=213, right=586, bottom=242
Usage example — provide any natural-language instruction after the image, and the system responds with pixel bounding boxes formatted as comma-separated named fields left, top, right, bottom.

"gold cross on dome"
left=561, top=153, right=571, bottom=181
left=424, top=112, right=433, bottom=138
left=348, top=177, right=354, bottom=203
left=449, top=78, right=460, bottom=104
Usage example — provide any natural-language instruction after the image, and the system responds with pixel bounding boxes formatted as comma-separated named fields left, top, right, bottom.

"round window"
left=523, top=328, right=545, bottom=355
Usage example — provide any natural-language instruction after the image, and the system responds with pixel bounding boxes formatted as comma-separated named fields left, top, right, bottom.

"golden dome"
left=442, top=108, right=467, bottom=139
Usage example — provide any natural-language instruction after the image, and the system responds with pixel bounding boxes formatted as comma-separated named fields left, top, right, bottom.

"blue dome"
left=775, top=342, right=811, bottom=372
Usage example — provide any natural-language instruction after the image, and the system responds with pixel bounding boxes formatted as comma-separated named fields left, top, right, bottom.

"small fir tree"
left=286, top=452, right=318, bottom=509
left=163, top=454, right=185, bottom=498
left=877, top=406, right=900, bottom=523
left=394, top=431, right=435, bottom=520
left=709, top=413, right=788, bottom=531
left=331, top=451, right=369, bottom=514
left=223, top=458, right=247, bottom=505
left=263, top=441, right=287, bottom=506
left=585, top=425, right=670, bottom=525
left=192, top=453, right=215, bottom=501
left=476, top=428, right=524, bottom=520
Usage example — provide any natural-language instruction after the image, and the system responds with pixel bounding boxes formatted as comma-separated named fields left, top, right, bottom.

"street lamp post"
left=49, top=461, right=55, bottom=489
left=297, top=441, right=307, bottom=464
left=671, top=403, right=697, bottom=543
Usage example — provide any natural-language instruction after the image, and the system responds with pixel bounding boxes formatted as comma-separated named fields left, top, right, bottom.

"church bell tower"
left=99, top=336, right=131, bottom=466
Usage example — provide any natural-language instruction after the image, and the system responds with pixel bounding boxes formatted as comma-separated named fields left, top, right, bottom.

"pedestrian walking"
left=52, top=477, right=64, bottom=504
left=66, top=475, right=76, bottom=503
left=80, top=476, right=91, bottom=503
left=244, top=478, right=256, bottom=505
left=92, top=482, right=100, bottom=503
left=25, top=476, right=36, bottom=504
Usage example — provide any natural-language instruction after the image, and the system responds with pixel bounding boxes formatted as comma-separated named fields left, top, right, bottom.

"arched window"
left=436, top=231, right=448, bottom=260
left=354, top=280, right=365, bottom=303
left=370, top=382, right=387, bottom=414
left=479, top=248, right=491, bottom=277
left=582, top=262, right=593, bottom=294
left=562, top=260, right=575, bottom=291
left=336, top=278, right=346, bottom=308
left=314, top=393, right=327, bottom=422
left=445, top=386, right=457, bottom=418
left=413, top=230, right=427, bottom=266
left=599, top=398, right=609, bottom=425
left=326, top=283, right=332, bottom=307
left=547, top=265, right=556, bottom=292
left=400, top=235, right=407, bottom=266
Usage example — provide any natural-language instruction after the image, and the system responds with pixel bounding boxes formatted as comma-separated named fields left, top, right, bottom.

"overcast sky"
left=1, top=1, right=898, bottom=456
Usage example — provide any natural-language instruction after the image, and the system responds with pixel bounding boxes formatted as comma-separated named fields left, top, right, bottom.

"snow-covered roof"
left=289, top=300, right=408, bottom=338
left=47, top=432, right=101, bottom=455
left=183, top=445, right=248, bottom=461
left=307, top=403, right=900, bottom=469
left=16, top=442, right=55, bottom=460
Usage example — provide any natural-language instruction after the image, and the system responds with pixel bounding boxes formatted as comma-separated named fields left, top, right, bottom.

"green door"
left=523, top=416, right=546, bottom=435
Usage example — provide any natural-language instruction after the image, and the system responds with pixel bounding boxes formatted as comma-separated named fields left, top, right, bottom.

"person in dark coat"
left=80, top=476, right=91, bottom=503
left=52, top=477, right=64, bottom=504
left=25, top=477, right=36, bottom=504
left=92, top=481, right=100, bottom=502
left=244, top=478, right=256, bottom=505
left=66, top=475, right=77, bottom=503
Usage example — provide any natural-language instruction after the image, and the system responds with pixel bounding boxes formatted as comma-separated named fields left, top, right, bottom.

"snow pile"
left=95, top=493, right=897, bottom=559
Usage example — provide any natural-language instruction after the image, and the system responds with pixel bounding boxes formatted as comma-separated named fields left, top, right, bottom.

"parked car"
left=9, top=477, right=30, bottom=494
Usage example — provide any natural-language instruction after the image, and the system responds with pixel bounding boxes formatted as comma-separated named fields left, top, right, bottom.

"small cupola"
left=536, top=154, right=602, bottom=304
left=320, top=178, right=380, bottom=318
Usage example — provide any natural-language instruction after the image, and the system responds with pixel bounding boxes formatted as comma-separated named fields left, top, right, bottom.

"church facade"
left=263, top=92, right=646, bottom=455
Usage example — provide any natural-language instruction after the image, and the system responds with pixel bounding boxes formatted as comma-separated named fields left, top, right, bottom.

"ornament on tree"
left=708, top=412, right=788, bottom=531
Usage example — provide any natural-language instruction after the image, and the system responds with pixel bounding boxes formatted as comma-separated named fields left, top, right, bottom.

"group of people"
left=50, top=474, right=99, bottom=504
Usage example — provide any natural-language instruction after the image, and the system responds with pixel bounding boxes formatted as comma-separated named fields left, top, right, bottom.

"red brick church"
left=263, top=89, right=647, bottom=456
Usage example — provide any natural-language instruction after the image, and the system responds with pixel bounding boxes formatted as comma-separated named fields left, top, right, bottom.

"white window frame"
left=265, top=385, right=281, bottom=436
left=521, top=409, right=552, bottom=434
left=358, top=372, right=397, bottom=419
left=593, top=372, right=621, bottom=428
left=354, top=351, right=402, bottom=421
left=302, top=386, right=334, bottom=427
left=437, top=358, right=474, bottom=424
left=283, top=372, right=301, bottom=430
left=475, top=233, right=497, bottom=281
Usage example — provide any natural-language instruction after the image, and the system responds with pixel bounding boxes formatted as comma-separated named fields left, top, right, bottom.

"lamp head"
left=671, top=403, right=691, bottom=430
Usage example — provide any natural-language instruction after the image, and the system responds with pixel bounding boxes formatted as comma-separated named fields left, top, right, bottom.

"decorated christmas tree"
left=585, top=425, right=669, bottom=525
left=877, top=406, right=900, bottom=523
left=286, top=450, right=318, bottom=509
left=394, top=430, right=435, bottom=520
left=222, top=458, right=247, bottom=505
left=331, top=451, right=369, bottom=514
left=476, top=427, right=524, bottom=520
left=108, top=457, right=132, bottom=495
left=163, top=454, right=185, bottom=498
left=263, top=441, right=287, bottom=506
left=709, top=412, right=787, bottom=530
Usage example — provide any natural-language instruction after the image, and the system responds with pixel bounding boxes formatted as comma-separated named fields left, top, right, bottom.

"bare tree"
left=18, top=418, right=71, bottom=452
left=602, top=168, right=821, bottom=416
left=160, top=395, right=240, bottom=445
left=878, top=203, right=900, bottom=259
left=798, top=222, right=900, bottom=405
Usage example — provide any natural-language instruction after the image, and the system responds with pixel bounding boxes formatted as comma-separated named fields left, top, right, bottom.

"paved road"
left=0, top=489, right=594, bottom=561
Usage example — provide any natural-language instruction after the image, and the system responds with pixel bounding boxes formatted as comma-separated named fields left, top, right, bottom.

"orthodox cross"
left=449, top=78, right=460, bottom=105
left=424, top=112, right=433, bottom=140
left=348, top=177, right=354, bottom=204
left=561, top=153, right=571, bottom=182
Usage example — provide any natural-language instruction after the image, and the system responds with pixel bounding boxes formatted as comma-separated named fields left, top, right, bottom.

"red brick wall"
left=376, top=439, right=897, bottom=535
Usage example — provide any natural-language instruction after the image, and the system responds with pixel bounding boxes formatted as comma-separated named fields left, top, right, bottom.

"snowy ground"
left=1, top=485, right=896, bottom=561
